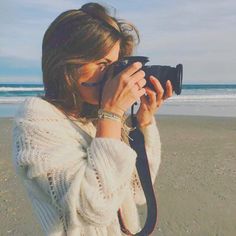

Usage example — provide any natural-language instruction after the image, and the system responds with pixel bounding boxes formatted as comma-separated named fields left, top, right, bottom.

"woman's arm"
left=12, top=116, right=137, bottom=227
left=96, top=118, right=122, bottom=139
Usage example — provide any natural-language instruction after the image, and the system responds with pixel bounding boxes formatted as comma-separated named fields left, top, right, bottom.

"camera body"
left=113, top=56, right=183, bottom=95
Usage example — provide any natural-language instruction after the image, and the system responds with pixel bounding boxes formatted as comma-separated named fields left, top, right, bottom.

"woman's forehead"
left=100, top=41, right=120, bottom=63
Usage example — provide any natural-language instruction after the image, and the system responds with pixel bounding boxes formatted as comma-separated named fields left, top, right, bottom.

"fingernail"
left=134, top=62, right=142, bottom=67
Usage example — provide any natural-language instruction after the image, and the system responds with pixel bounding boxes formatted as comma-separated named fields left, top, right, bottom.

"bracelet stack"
left=97, top=108, right=122, bottom=123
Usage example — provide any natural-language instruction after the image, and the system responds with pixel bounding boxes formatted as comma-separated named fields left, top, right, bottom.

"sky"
left=0, top=0, right=236, bottom=84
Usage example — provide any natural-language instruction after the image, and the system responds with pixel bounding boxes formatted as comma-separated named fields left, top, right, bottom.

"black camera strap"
left=117, top=104, right=158, bottom=236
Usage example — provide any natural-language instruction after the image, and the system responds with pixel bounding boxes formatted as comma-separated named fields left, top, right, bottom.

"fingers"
left=145, top=87, right=158, bottom=109
left=137, top=88, right=147, bottom=98
left=101, top=62, right=148, bottom=112
left=149, top=76, right=164, bottom=105
left=146, top=76, right=174, bottom=109
left=104, top=61, right=142, bottom=84
left=129, top=70, right=146, bottom=86
left=115, top=61, right=147, bottom=92
left=131, top=75, right=146, bottom=91
left=163, top=80, right=173, bottom=99
left=121, top=69, right=146, bottom=98
left=118, top=62, right=143, bottom=79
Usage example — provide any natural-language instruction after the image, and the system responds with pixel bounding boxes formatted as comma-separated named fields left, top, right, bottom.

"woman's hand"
left=136, top=76, right=173, bottom=128
left=101, top=62, right=146, bottom=116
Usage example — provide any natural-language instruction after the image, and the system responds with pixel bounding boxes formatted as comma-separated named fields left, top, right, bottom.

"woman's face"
left=76, top=41, right=120, bottom=105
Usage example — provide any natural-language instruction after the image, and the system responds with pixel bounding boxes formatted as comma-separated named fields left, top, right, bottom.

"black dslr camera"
left=112, top=56, right=183, bottom=95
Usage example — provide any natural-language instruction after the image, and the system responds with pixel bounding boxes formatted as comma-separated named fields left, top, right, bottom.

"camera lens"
left=175, top=64, right=183, bottom=95
left=111, top=56, right=183, bottom=95
left=143, top=64, right=183, bottom=95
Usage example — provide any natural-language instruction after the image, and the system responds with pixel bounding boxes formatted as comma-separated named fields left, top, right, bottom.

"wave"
left=169, top=94, right=236, bottom=101
left=0, top=94, right=236, bottom=105
left=182, top=84, right=236, bottom=90
left=0, top=97, right=28, bottom=104
left=0, top=87, right=44, bottom=92
left=1, top=84, right=236, bottom=94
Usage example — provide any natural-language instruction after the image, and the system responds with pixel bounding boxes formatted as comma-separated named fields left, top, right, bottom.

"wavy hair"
left=40, top=2, right=139, bottom=121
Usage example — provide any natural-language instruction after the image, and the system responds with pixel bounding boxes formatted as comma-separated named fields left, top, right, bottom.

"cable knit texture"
left=12, top=97, right=161, bottom=236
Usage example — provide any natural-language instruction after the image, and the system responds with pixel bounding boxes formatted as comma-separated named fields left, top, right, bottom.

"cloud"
left=122, top=0, right=236, bottom=83
left=1, top=0, right=236, bottom=83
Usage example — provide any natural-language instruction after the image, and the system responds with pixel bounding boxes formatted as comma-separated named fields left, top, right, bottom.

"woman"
left=12, top=2, right=172, bottom=235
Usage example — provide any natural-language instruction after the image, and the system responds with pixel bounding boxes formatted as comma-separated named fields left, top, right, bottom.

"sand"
left=0, top=115, right=236, bottom=236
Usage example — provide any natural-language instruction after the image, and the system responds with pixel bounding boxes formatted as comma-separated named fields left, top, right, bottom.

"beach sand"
left=0, top=115, right=236, bottom=236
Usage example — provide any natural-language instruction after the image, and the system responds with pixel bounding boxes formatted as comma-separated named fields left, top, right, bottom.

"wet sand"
left=1, top=115, right=236, bottom=236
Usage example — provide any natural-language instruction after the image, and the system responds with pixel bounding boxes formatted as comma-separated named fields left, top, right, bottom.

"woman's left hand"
left=136, top=76, right=173, bottom=128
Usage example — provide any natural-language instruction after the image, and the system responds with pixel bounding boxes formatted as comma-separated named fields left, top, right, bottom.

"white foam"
left=0, top=87, right=44, bottom=91
left=168, top=94, right=236, bottom=102
left=0, top=97, right=27, bottom=104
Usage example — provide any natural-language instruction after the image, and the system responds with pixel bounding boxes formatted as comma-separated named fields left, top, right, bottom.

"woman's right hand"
left=100, top=62, right=147, bottom=116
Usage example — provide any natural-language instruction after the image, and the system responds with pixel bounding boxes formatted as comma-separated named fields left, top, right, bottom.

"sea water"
left=0, top=83, right=236, bottom=118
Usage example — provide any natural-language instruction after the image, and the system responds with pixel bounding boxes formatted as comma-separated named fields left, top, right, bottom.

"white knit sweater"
left=12, top=97, right=161, bottom=236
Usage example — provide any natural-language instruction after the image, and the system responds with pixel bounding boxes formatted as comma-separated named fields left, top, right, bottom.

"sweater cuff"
left=139, top=116, right=159, bottom=147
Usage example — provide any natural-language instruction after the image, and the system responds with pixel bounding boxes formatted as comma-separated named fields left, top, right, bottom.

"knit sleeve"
left=129, top=116, right=161, bottom=205
left=12, top=116, right=137, bottom=227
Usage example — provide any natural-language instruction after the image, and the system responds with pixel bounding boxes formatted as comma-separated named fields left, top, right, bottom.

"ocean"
left=0, top=83, right=236, bottom=118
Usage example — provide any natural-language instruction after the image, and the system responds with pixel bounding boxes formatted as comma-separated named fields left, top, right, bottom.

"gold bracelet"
left=97, top=109, right=122, bottom=123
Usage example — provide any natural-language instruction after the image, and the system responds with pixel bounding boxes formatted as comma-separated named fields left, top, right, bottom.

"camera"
left=112, top=56, right=183, bottom=95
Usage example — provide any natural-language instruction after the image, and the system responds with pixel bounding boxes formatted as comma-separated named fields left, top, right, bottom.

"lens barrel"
left=113, top=56, right=183, bottom=95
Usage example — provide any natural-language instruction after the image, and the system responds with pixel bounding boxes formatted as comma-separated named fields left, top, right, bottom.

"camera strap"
left=117, top=104, right=158, bottom=236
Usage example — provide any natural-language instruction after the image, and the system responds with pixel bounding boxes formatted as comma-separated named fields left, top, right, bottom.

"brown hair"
left=40, top=2, right=139, bottom=120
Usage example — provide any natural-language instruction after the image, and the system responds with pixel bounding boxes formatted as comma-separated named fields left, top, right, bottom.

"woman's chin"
left=79, top=89, right=100, bottom=106
left=83, top=98, right=99, bottom=106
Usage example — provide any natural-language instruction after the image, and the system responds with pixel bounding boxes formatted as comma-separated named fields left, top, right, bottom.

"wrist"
left=96, top=114, right=122, bottom=139
left=138, top=121, right=152, bottom=128
left=98, top=108, right=123, bottom=123
left=137, top=115, right=154, bottom=128
left=101, top=105, right=125, bottom=117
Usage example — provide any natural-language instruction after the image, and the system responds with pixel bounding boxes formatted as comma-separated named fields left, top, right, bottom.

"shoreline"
left=2, top=113, right=236, bottom=119
left=1, top=115, right=236, bottom=235
left=1, top=96, right=236, bottom=118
